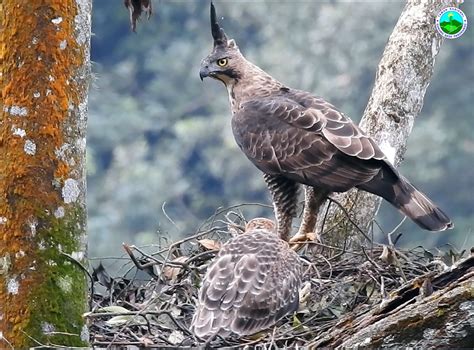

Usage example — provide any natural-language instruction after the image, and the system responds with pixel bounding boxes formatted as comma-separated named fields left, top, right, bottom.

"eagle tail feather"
left=358, top=165, right=453, bottom=232
left=395, top=178, right=453, bottom=231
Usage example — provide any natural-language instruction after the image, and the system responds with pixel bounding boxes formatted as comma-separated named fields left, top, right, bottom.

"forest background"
left=87, top=1, right=473, bottom=258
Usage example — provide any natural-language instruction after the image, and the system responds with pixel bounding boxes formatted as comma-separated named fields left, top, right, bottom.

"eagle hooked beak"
left=199, top=66, right=210, bottom=81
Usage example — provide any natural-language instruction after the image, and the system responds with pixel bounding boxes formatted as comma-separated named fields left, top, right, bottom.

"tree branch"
left=309, top=255, right=474, bottom=348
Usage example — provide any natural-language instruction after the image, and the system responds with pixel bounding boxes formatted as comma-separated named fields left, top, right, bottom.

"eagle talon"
left=289, top=233, right=309, bottom=243
left=289, top=233, right=312, bottom=251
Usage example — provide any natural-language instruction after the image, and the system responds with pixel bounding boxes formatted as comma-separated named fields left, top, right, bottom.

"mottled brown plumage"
left=191, top=218, right=302, bottom=339
left=200, top=3, right=452, bottom=242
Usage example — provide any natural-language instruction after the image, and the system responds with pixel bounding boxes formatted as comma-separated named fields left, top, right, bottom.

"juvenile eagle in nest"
left=191, top=218, right=302, bottom=339
left=199, top=3, right=452, bottom=242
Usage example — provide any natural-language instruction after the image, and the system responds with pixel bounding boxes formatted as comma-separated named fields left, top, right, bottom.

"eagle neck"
left=227, top=62, right=282, bottom=115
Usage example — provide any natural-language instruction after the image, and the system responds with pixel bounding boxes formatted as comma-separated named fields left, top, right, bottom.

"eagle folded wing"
left=232, top=96, right=385, bottom=191
left=292, top=93, right=386, bottom=160
left=191, top=232, right=302, bottom=338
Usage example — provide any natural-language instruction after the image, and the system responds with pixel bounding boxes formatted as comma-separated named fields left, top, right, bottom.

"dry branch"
left=309, top=255, right=474, bottom=348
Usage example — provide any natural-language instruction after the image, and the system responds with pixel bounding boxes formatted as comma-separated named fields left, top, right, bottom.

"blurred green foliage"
left=88, top=1, right=473, bottom=256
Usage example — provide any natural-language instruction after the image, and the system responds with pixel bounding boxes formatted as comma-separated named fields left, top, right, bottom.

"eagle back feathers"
left=231, top=87, right=387, bottom=192
left=191, top=230, right=302, bottom=339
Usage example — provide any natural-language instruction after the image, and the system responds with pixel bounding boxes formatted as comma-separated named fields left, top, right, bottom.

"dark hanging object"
left=124, top=0, right=152, bottom=32
left=210, top=2, right=228, bottom=47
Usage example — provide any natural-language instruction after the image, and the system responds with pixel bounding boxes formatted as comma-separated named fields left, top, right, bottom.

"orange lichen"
left=55, top=161, right=70, bottom=179
left=0, top=1, right=89, bottom=347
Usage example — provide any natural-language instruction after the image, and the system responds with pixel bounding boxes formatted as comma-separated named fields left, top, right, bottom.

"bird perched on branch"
left=191, top=218, right=302, bottom=339
left=199, top=3, right=453, bottom=243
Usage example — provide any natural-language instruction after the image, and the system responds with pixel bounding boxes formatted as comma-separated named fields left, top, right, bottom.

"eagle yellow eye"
left=217, top=58, right=228, bottom=67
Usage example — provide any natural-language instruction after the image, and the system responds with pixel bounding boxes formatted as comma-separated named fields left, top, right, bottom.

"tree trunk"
left=320, top=0, right=458, bottom=247
left=308, top=255, right=474, bottom=348
left=0, top=1, right=92, bottom=347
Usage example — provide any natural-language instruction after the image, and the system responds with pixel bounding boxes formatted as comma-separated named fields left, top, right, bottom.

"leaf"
left=298, top=281, right=311, bottom=304
left=379, top=245, right=396, bottom=265
left=97, top=305, right=131, bottom=314
left=139, top=336, right=154, bottom=347
left=106, top=315, right=134, bottom=325
left=92, top=262, right=113, bottom=289
left=306, top=231, right=320, bottom=242
left=198, top=239, right=221, bottom=251
left=163, top=256, right=188, bottom=281
left=94, top=306, right=147, bottom=326
left=106, top=314, right=147, bottom=326
left=292, top=314, right=303, bottom=328
left=170, top=305, right=181, bottom=318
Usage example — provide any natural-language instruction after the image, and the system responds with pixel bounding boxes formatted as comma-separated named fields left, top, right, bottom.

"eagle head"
left=244, top=218, right=276, bottom=234
left=199, top=2, right=245, bottom=84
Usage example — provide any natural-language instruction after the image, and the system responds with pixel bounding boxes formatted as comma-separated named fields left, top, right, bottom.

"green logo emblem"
left=436, top=7, right=467, bottom=39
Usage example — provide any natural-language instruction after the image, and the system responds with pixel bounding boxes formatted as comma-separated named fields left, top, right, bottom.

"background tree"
left=0, top=1, right=91, bottom=347
left=321, top=0, right=464, bottom=247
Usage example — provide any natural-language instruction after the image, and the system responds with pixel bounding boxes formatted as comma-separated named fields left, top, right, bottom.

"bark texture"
left=320, top=0, right=459, bottom=246
left=0, top=1, right=91, bottom=347
left=309, top=255, right=474, bottom=348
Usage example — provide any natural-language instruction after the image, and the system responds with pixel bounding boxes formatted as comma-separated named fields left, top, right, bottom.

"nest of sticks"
left=84, top=205, right=472, bottom=349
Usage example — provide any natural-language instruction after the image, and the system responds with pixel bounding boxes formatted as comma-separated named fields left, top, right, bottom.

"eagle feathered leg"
left=263, top=174, right=299, bottom=241
left=290, top=185, right=330, bottom=245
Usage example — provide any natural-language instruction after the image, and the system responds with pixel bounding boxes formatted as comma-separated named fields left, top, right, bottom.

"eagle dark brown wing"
left=191, top=229, right=302, bottom=339
left=231, top=90, right=452, bottom=231
left=231, top=91, right=386, bottom=192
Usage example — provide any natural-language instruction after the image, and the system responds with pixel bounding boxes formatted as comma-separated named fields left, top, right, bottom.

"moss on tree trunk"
left=0, top=0, right=91, bottom=347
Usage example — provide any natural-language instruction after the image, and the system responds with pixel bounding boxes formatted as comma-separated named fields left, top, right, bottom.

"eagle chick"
left=191, top=218, right=302, bottom=339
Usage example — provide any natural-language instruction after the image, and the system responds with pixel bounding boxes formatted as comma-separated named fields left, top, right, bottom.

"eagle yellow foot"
left=289, top=231, right=319, bottom=251
left=289, top=232, right=309, bottom=243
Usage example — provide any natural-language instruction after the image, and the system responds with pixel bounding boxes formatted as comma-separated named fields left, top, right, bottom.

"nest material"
left=85, top=208, right=472, bottom=348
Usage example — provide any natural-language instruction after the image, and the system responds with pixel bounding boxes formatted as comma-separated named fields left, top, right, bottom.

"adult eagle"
left=199, top=3, right=452, bottom=242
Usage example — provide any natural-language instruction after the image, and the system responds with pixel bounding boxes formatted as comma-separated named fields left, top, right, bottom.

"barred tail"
left=359, top=164, right=453, bottom=231
left=394, top=178, right=453, bottom=231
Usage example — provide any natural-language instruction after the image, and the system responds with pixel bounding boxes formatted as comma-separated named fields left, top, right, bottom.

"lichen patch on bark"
left=0, top=0, right=91, bottom=347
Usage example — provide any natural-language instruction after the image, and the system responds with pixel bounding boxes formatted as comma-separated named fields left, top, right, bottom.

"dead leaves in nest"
left=379, top=245, right=396, bottom=265
left=163, top=239, right=220, bottom=280
left=162, top=256, right=188, bottom=281
left=197, top=238, right=222, bottom=251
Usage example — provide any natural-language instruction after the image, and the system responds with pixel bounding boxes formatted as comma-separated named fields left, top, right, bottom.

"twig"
left=162, top=201, right=179, bottom=230
left=327, top=196, right=371, bottom=242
